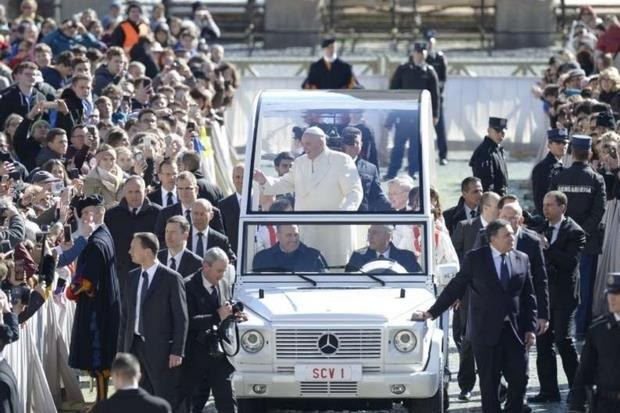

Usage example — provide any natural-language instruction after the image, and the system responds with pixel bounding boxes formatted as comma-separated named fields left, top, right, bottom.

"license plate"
left=295, top=365, right=361, bottom=382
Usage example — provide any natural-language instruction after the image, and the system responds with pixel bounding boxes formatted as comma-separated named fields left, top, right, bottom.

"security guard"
left=386, top=42, right=440, bottom=179
left=469, top=117, right=509, bottom=196
left=569, top=273, right=620, bottom=413
left=531, top=128, right=569, bottom=215
left=550, top=135, right=606, bottom=340
left=302, top=38, right=357, bottom=90
left=425, top=30, right=449, bottom=165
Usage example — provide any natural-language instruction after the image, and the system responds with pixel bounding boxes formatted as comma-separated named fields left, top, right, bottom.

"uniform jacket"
left=69, top=224, right=121, bottom=371
left=252, top=243, right=327, bottom=273
left=355, top=157, right=391, bottom=212
left=261, top=148, right=363, bottom=211
left=345, top=242, right=421, bottom=273
left=218, top=193, right=240, bottom=254
left=302, top=58, right=355, bottom=89
left=429, top=246, right=537, bottom=346
left=550, top=161, right=606, bottom=254
left=426, top=51, right=447, bottom=86
left=469, top=136, right=508, bottom=196
left=542, top=217, right=585, bottom=308
left=104, top=198, right=162, bottom=286
left=389, top=59, right=440, bottom=117
left=531, top=152, right=564, bottom=215
left=91, top=388, right=171, bottom=413
left=157, top=248, right=203, bottom=279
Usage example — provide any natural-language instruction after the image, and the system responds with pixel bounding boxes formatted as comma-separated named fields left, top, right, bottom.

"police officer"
left=531, top=129, right=569, bottom=215
left=469, top=117, right=509, bottom=196
left=386, top=42, right=439, bottom=179
left=302, top=38, right=357, bottom=90
left=550, top=135, right=606, bottom=340
left=425, top=30, right=448, bottom=165
left=569, top=273, right=620, bottom=413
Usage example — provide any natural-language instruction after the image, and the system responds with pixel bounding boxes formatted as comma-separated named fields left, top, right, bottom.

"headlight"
left=241, top=330, right=264, bottom=353
left=394, top=330, right=417, bottom=353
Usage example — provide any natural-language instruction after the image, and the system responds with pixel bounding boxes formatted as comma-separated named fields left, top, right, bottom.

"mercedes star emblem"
left=317, top=333, right=339, bottom=355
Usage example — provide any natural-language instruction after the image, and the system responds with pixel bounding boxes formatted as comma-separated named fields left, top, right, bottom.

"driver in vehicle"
left=252, top=224, right=328, bottom=272
left=345, top=224, right=421, bottom=273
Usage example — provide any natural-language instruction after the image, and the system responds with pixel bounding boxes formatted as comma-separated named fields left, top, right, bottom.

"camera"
left=230, top=300, right=244, bottom=315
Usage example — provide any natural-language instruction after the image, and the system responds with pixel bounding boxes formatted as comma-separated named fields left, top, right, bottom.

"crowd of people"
left=0, top=0, right=618, bottom=412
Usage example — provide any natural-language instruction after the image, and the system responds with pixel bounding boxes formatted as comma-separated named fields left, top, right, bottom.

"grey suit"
left=118, top=263, right=189, bottom=412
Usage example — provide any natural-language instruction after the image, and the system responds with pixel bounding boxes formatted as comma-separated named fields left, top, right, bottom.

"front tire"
left=238, top=398, right=267, bottom=413
left=407, top=389, right=443, bottom=413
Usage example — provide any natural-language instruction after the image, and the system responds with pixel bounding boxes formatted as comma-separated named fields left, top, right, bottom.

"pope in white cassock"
left=253, top=126, right=363, bottom=266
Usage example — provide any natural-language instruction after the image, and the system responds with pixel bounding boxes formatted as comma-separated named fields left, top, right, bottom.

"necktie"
left=138, top=271, right=149, bottom=336
left=169, top=257, right=176, bottom=272
left=166, top=192, right=174, bottom=207
left=544, top=225, right=554, bottom=244
left=209, top=286, right=219, bottom=305
left=470, top=209, right=477, bottom=219
left=132, top=208, right=138, bottom=216
left=378, top=254, right=386, bottom=260
left=185, top=209, right=192, bottom=226
left=195, top=232, right=204, bottom=257
left=500, top=254, right=510, bottom=290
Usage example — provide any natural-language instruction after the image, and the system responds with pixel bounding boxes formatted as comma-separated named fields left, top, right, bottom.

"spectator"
left=35, top=127, right=68, bottom=167
left=2, top=114, right=23, bottom=160
left=191, top=2, right=221, bottom=40
left=41, top=17, right=102, bottom=56
left=110, top=2, right=150, bottom=53
left=83, top=144, right=125, bottom=208
left=41, top=49, right=73, bottom=90
left=56, top=74, right=93, bottom=133
left=599, top=68, right=620, bottom=114
left=0, top=61, right=46, bottom=130
left=93, top=47, right=127, bottom=97
left=595, top=15, right=620, bottom=57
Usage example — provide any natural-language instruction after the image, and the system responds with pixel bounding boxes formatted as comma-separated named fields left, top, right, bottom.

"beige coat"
left=83, top=167, right=125, bottom=208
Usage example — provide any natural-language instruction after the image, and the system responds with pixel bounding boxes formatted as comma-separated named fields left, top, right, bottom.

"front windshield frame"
left=245, top=90, right=426, bottom=216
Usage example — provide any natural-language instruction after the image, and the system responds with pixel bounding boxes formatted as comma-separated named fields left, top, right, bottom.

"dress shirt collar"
left=490, top=245, right=504, bottom=260
left=236, top=193, right=242, bottom=204
left=614, top=313, right=620, bottom=322
left=141, top=260, right=159, bottom=279
left=169, top=249, right=184, bottom=267
left=202, top=274, right=216, bottom=292
left=549, top=214, right=565, bottom=228
left=376, top=246, right=391, bottom=259
left=162, top=187, right=177, bottom=201
left=116, top=383, right=139, bottom=391
left=480, top=216, right=489, bottom=228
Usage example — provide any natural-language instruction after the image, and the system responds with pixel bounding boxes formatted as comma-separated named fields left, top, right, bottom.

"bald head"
left=499, top=203, right=523, bottom=232
left=232, top=163, right=244, bottom=194
left=480, top=192, right=500, bottom=222
left=301, top=127, right=326, bottom=160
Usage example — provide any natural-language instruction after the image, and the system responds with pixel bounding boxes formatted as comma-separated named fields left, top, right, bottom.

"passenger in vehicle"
left=252, top=224, right=328, bottom=273
left=345, top=224, right=421, bottom=273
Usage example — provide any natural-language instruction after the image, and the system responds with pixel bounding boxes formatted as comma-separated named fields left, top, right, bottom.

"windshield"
left=242, top=222, right=428, bottom=275
left=248, top=90, right=424, bottom=214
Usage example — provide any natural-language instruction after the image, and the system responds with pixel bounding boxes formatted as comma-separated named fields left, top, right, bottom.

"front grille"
left=275, top=329, right=382, bottom=360
left=299, top=381, right=358, bottom=395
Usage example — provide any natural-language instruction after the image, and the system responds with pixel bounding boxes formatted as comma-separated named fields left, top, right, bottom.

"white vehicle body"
left=231, top=90, right=454, bottom=412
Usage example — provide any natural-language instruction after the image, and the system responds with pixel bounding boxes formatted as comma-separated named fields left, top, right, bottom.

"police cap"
left=76, top=194, right=104, bottom=218
left=546, top=128, right=569, bottom=142
left=321, top=38, right=336, bottom=48
left=488, top=117, right=508, bottom=131
left=413, top=42, right=427, bottom=52
left=605, top=273, right=620, bottom=294
left=571, top=135, right=592, bottom=150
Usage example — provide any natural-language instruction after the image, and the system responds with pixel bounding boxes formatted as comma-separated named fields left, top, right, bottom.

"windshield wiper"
left=252, top=267, right=317, bottom=286
left=325, top=265, right=386, bottom=286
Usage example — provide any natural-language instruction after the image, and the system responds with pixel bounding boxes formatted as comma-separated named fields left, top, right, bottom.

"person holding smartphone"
left=0, top=201, right=26, bottom=255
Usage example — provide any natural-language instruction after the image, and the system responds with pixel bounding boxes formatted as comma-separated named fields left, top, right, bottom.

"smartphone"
left=51, top=181, right=65, bottom=195
left=63, top=224, right=72, bottom=243
left=68, top=168, right=80, bottom=180
left=42, top=101, right=60, bottom=111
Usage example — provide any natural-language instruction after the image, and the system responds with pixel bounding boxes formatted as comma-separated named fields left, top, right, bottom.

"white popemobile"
left=229, top=90, right=456, bottom=412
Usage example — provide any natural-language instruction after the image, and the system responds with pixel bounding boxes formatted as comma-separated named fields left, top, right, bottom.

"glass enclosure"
left=247, top=90, right=424, bottom=214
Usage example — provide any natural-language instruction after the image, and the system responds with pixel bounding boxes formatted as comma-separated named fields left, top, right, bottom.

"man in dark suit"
left=341, top=127, right=391, bottom=212
left=155, top=171, right=225, bottom=244
left=253, top=224, right=327, bottom=272
left=157, top=215, right=202, bottom=278
left=529, top=191, right=585, bottom=404
left=148, top=159, right=179, bottom=208
left=414, top=219, right=538, bottom=413
left=92, top=353, right=171, bottom=413
left=450, top=191, right=499, bottom=401
left=302, top=38, right=357, bottom=89
left=181, top=248, right=239, bottom=413
left=105, top=176, right=162, bottom=289
left=470, top=117, right=509, bottom=196
left=218, top=164, right=243, bottom=255
left=530, top=129, right=568, bottom=216
left=0, top=310, right=21, bottom=413
left=179, top=151, right=224, bottom=206
left=443, top=177, right=483, bottom=236
left=345, top=224, right=420, bottom=272
left=68, top=195, right=121, bottom=402
left=189, top=199, right=235, bottom=262
left=119, top=232, right=188, bottom=412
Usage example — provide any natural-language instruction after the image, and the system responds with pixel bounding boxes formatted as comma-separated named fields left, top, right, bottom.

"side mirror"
left=436, top=263, right=459, bottom=287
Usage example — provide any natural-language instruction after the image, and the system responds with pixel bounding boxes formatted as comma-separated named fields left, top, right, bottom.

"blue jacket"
left=42, top=29, right=103, bottom=56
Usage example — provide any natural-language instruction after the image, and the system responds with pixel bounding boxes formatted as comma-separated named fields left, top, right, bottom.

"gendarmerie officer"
left=425, top=30, right=449, bottom=165
left=569, top=273, right=620, bottom=413
left=550, top=135, right=606, bottom=340
left=470, top=117, right=509, bottom=196
left=302, top=38, right=357, bottom=90
left=531, top=129, right=568, bottom=215
left=385, top=42, right=440, bottom=179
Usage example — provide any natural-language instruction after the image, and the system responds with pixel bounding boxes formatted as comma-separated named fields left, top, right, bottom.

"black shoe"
left=457, top=391, right=471, bottom=401
left=521, top=404, right=532, bottom=413
left=440, top=158, right=448, bottom=165
left=527, top=392, right=561, bottom=403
